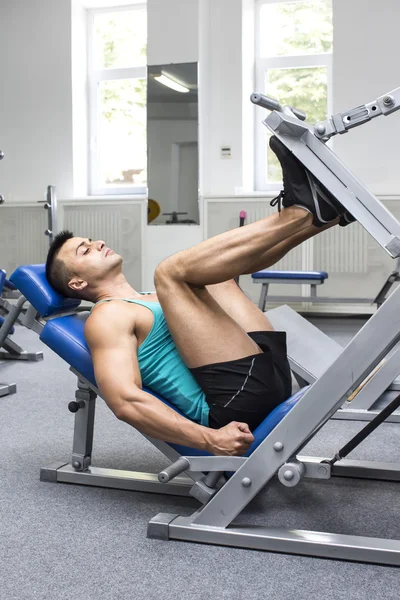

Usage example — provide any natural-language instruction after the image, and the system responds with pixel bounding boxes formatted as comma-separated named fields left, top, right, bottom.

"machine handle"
left=250, top=92, right=307, bottom=121
left=251, top=92, right=281, bottom=112
left=158, top=457, right=190, bottom=483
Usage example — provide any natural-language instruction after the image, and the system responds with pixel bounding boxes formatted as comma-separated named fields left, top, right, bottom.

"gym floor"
left=1, top=317, right=400, bottom=600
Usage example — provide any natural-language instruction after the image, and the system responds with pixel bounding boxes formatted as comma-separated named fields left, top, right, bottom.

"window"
left=255, top=0, right=333, bottom=190
left=87, top=4, right=147, bottom=195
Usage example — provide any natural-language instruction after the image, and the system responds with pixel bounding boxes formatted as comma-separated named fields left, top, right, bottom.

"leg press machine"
left=4, top=87, right=400, bottom=565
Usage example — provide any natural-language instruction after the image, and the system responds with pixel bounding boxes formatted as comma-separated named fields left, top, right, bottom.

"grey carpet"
left=1, top=320, right=400, bottom=600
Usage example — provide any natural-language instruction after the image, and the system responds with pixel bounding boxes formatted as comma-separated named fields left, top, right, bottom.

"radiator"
left=0, top=200, right=145, bottom=289
left=0, top=203, right=48, bottom=275
left=313, top=222, right=369, bottom=274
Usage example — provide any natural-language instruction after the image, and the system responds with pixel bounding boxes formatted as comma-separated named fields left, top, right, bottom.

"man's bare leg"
left=241, top=218, right=338, bottom=274
left=206, top=219, right=338, bottom=334
left=154, top=207, right=318, bottom=368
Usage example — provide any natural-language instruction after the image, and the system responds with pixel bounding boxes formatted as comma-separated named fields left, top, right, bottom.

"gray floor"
left=1, top=318, right=400, bottom=600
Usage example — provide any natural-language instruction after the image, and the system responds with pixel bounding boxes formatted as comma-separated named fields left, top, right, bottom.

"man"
left=46, top=137, right=351, bottom=456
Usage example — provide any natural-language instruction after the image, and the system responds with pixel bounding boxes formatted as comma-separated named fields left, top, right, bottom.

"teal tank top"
left=94, top=297, right=209, bottom=426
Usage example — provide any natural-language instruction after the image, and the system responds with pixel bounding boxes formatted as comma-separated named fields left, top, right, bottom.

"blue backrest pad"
left=10, top=264, right=81, bottom=317
left=0, top=269, right=5, bottom=293
left=41, top=311, right=307, bottom=458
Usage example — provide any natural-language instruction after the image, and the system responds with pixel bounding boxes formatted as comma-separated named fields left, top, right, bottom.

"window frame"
left=254, top=0, right=333, bottom=191
left=87, top=3, right=147, bottom=196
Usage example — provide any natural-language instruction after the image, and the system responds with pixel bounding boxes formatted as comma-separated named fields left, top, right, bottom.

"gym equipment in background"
left=148, top=199, right=161, bottom=224
left=252, top=261, right=400, bottom=309
left=38, top=185, right=58, bottom=246
left=0, top=149, right=16, bottom=396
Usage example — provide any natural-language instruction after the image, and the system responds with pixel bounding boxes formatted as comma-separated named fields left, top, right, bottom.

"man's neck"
left=94, top=274, right=141, bottom=303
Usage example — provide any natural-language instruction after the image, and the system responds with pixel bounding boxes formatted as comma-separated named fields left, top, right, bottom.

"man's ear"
left=69, top=277, right=88, bottom=292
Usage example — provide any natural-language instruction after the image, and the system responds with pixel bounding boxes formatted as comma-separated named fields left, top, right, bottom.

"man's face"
left=58, top=237, right=123, bottom=294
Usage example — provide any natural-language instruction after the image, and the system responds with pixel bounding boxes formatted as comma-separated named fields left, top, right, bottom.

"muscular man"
left=45, top=138, right=350, bottom=456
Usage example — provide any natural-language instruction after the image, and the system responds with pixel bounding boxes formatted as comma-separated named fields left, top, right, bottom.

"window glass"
left=94, top=8, right=147, bottom=69
left=97, top=78, right=147, bottom=188
left=259, top=0, right=332, bottom=57
left=265, top=66, right=328, bottom=181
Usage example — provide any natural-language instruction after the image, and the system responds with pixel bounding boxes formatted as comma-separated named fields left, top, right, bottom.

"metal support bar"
left=40, top=463, right=193, bottom=496
left=0, top=382, right=17, bottom=397
left=71, top=379, right=97, bottom=472
left=314, top=87, right=400, bottom=140
left=148, top=515, right=400, bottom=566
left=346, top=342, right=400, bottom=411
left=44, top=185, right=58, bottom=245
left=0, top=336, right=43, bottom=361
left=0, top=295, right=27, bottom=346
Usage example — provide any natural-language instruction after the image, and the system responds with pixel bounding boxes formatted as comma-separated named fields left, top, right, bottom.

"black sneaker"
left=269, top=136, right=344, bottom=227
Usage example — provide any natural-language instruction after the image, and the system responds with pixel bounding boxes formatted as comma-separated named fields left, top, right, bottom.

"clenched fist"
left=207, top=421, right=254, bottom=456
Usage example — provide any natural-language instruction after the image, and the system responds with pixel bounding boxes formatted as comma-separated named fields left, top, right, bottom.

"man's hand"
left=207, top=422, right=254, bottom=456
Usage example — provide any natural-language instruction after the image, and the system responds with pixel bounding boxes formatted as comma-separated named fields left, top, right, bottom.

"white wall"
left=199, top=0, right=244, bottom=196
left=332, top=0, right=400, bottom=196
left=0, top=0, right=74, bottom=202
left=147, top=0, right=198, bottom=65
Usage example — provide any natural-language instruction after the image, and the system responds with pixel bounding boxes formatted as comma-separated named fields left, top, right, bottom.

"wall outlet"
left=221, top=146, right=232, bottom=159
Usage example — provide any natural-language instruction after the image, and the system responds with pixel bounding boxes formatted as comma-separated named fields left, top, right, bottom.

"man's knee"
left=154, top=255, right=185, bottom=289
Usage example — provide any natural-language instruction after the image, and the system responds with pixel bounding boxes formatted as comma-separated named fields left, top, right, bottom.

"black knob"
left=68, top=401, right=81, bottom=413
left=0, top=196, right=4, bottom=204
left=0, top=150, right=4, bottom=160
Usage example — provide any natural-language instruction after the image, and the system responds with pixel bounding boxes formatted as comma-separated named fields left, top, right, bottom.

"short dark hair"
left=46, top=230, right=82, bottom=299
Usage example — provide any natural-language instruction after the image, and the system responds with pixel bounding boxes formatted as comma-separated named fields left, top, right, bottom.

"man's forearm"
left=117, top=388, right=215, bottom=451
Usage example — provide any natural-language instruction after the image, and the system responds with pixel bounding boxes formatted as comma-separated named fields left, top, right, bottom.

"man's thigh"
left=206, top=279, right=275, bottom=333
left=192, top=331, right=292, bottom=431
left=155, top=277, right=262, bottom=369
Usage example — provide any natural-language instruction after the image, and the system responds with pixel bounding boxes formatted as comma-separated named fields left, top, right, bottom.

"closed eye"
left=84, top=248, right=90, bottom=255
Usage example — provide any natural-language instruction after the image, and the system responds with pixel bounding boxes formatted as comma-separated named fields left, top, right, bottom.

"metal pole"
left=0, top=149, right=4, bottom=203
left=44, top=185, right=58, bottom=246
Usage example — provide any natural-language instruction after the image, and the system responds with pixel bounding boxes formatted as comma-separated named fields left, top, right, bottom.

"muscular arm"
left=85, top=305, right=253, bottom=455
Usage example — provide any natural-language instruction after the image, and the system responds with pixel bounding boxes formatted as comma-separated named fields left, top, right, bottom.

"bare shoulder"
left=85, top=301, right=136, bottom=347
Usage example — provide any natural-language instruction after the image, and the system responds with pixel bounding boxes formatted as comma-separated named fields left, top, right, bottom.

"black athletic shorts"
left=189, top=331, right=292, bottom=431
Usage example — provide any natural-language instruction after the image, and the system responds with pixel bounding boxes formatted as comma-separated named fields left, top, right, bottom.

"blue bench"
left=252, top=269, right=328, bottom=310
left=9, top=264, right=307, bottom=496
left=0, top=270, right=17, bottom=397
left=0, top=269, right=15, bottom=336
left=1, top=268, right=19, bottom=300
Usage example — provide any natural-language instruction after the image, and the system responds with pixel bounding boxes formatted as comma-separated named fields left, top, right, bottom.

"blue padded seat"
left=252, top=269, right=328, bottom=281
left=0, top=269, right=5, bottom=293
left=0, top=314, right=15, bottom=335
left=10, top=265, right=81, bottom=317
